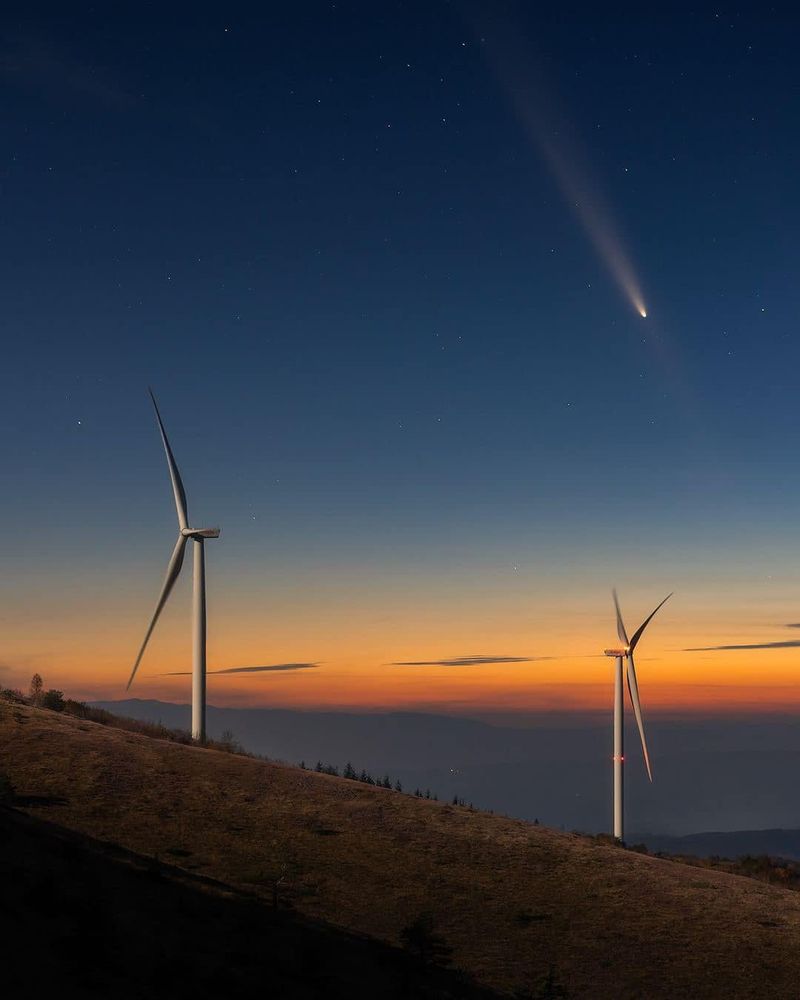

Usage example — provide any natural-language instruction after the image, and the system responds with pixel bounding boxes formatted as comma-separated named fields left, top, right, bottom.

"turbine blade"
left=626, top=653, right=652, bottom=781
left=126, top=535, right=187, bottom=689
left=612, top=589, right=629, bottom=645
left=149, top=388, right=188, bottom=530
left=628, top=593, right=673, bottom=652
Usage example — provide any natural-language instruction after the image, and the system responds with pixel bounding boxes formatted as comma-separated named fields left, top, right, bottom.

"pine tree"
left=394, top=779, right=402, bottom=792
left=400, top=914, right=453, bottom=967
left=29, top=673, right=43, bottom=705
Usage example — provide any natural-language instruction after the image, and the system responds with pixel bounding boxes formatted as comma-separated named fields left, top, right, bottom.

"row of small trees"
left=300, top=759, right=445, bottom=802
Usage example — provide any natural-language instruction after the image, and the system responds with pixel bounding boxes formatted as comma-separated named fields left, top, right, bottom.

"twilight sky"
left=3, top=3, right=800, bottom=714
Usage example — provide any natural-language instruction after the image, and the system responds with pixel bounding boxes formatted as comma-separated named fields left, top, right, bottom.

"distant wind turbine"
left=126, top=390, right=220, bottom=741
left=604, top=589, right=672, bottom=842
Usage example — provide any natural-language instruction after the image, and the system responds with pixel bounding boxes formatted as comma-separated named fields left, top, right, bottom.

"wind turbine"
left=126, top=390, right=220, bottom=741
left=603, top=589, right=672, bottom=842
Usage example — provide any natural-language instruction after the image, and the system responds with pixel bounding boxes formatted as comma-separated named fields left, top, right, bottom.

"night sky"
left=4, top=4, right=800, bottom=713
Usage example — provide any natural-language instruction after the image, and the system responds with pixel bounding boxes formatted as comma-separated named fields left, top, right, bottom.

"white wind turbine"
left=603, top=589, right=672, bottom=842
left=126, top=390, right=220, bottom=741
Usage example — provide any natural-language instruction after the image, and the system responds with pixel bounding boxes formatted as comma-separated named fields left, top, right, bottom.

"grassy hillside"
left=3, top=806, right=497, bottom=999
left=4, top=701, right=800, bottom=998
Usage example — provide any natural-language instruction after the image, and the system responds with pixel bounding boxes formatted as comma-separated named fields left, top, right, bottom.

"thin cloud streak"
left=390, top=654, right=547, bottom=667
left=162, top=662, right=319, bottom=676
left=684, top=641, right=800, bottom=652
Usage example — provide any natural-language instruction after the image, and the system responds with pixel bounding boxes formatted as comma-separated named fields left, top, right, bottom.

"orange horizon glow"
left=5, top=566, right=800, bottom=718
left=6, top=634, right=800, bottom=716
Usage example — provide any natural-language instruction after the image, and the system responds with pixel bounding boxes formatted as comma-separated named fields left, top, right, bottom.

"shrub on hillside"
left=592, top=833, right=622, bottom=848
left=399, top=913, right=452, bottom=967
left=0, top=687, right=26, bottom=705
left=41, top=690, right=66, bottom=712
left=217, top=729, right=242, bottom=754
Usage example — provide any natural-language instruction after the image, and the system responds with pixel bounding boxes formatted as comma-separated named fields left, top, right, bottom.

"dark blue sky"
left=3, top=3, right=800, bottom=709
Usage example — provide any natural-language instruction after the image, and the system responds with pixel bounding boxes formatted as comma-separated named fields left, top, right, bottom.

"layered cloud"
left=162, top=662, right=318, bottom=677
left=390, top=654, right=542, bottom=667
left=684, top=641, right=800, bottom=652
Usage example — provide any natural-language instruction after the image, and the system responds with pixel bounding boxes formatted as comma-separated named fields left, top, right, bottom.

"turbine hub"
left=181, top=527, right=221, bottom=538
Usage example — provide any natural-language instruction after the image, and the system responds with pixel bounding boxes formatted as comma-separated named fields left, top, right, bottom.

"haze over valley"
left=96, top=698, right=800, bottom=840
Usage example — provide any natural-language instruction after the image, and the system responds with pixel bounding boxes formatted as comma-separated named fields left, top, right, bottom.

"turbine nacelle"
left=181, top=527, right=221, bottom=539
left=604, top=647, right=629, bottom=658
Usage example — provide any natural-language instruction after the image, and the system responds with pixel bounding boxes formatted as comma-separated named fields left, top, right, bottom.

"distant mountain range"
left=639, top=829, right=800, bottom=861
left=92, top=698, right=800, bottom=840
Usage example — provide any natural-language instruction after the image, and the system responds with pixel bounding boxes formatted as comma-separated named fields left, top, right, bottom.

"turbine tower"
left=126, top=390, right=220, bottom=741
left=603, top=589, right=672, bottom=842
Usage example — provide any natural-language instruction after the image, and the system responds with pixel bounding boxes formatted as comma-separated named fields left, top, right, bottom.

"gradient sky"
left=3, top=4, right=800, bottom=714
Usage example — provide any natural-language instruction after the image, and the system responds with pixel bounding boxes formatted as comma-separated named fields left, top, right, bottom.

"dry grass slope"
left=3, top=807, right=497, bottom=999
left=3, top=702, right=800, bottom=998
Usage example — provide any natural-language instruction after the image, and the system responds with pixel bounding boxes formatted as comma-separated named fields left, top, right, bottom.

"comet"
left=475, top=16, right=648, bottom=320
left=533, top=127, right=649, bottom=321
